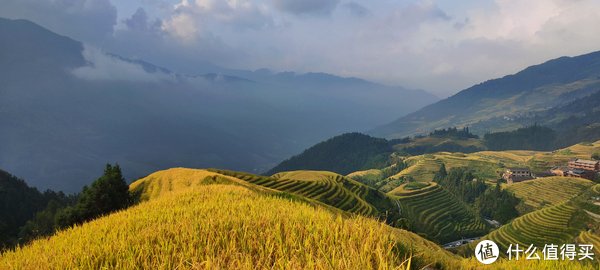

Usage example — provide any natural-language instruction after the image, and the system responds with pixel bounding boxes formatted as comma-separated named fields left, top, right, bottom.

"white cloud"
left=72, top=45, right=172, bottom=82
left=6, top=0, right=600, bottom=96
left=162, top=12, right=199, bottom=42
left=162, top=0, right=274, bottom=43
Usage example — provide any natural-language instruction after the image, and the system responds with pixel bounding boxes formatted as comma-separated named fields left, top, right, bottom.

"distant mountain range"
left=371, top=51, right=600, bottom=138
left=0, top=18, right=437, bottom=192
left=272, top=51, right=600, bottom=175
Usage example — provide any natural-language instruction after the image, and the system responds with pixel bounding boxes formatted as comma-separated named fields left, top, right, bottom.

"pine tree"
left=433, top=164, right=447, bottom=182
left=57, top=164, right=131, bottom=228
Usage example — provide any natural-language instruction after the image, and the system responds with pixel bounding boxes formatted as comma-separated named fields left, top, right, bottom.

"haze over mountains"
left=0, top=18, right=437, bottom=192
left=4, top=17, right=600, bottom=193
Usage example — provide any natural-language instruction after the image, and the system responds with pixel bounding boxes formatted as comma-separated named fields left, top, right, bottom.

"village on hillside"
left=503, top=158, right=600, bottom=184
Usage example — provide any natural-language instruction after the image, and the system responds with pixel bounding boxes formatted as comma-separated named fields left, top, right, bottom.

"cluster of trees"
left=476, top=183, right=520, bottom=223
left=429, top=127, right=479, bottom=139
left=433, top=165, right=487, bottom=204
left=387, top=137, right=411, bottom=145
left=484, top=125, right=557, bottom=151
left=433, top=165, right=519, bottom=223
left=592, top=153, right=600, bottom=161
left=0, top=170, right=75, bottom=249
left=389, top=127, right=483, bottom=156
left=0, top=164, right=132, bottom=250
left=399, top=143, right=483, bottom=156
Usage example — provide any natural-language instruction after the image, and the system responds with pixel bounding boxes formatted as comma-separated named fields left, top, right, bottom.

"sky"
left=2, top=0, right=600, bottom=97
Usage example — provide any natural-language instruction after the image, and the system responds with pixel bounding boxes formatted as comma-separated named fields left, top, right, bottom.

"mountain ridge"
left=371, top=50, right=600, bottom=138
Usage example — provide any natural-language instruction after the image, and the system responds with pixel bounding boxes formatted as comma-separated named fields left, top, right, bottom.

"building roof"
left=571, top=169, right=587, bottom=174
left=571, top=159, right=599, bottom=165
left=507, top=168, right=530, bottom=171
left=510, top=176, right=534, bottom=182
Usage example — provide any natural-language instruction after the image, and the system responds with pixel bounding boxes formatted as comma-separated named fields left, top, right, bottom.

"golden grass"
left=130, top=168, right=230, bottom=200
left=0, top=184, right=460, bottom=270
left=4, top=164, right=600, bottom=269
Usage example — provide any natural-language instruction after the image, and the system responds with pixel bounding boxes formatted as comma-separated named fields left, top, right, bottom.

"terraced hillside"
left=391, top=183, right=489, bottom=243
left=474, top=150, right=540, bottom=164
left=525, top=141, right=600, bottom=172
left=209, top=169, right=397, bottom=219
left=578, top=231, right=600, bottom=253
left=371, top=152, right=525, bottom=193
left=390, top=182, right=439, bottom=196
left=346, top=140, right=600, bottom=196
left=387, top=155, right=442, bottom=183
left=1, top=183, right=463, bottom=269
left=505, top=177, right=594, bottom=213
left=479, top=202, right=581, bottom=252
left=346, top=161, right=405, bottom=192
left=347, top=168, right=385, bottom=182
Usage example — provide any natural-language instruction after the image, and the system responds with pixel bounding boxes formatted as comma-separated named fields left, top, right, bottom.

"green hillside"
left=389, top=127, right=485, bottom=155
left=372, top=50, right=600, bottom=138
left=475, top=87, right=600, bottom=148
left=391, top=183, right=490, bottom=243
left=395, top=136, right=484, bottom=154
left=266, top=133, right=392, bottom=175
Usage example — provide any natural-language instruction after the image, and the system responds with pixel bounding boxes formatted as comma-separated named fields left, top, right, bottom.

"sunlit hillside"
left=3, top=168, right=600, bottom=269
left=1, top=181, right=462, bottom=269
left=526, top=141, right=600, bottom=171
left=209, top=169, right=398, bottom=219
left=504, top=177, right=594, bottom=213
left=347, top=140, right=600, bottom=194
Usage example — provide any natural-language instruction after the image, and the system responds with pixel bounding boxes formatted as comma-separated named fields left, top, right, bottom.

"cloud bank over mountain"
left=2, top=0, right=600, bottom=95
left=72, top=45, right=173, bottom=82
